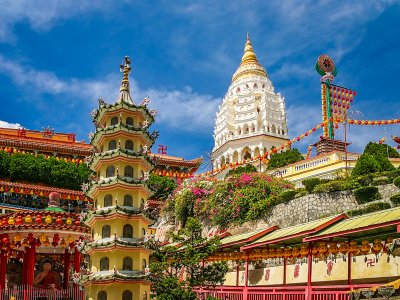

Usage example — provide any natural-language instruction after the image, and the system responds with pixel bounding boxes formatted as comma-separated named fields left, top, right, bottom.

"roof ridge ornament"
left=116, top=56, right=134, bottom=105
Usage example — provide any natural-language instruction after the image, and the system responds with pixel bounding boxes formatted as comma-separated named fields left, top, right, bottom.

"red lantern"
left=56, top=216, right=63, bottom=225
left=75, top=220, right=81, bottom=226
left=15, top=216, right=23, bottom=225
left=2, top=237, right=9, bottom=245
left=35, top=215, right=42, bottom=224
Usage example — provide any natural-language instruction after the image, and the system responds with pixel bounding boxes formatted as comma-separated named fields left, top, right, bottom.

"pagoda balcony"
left=86, top=176, right=152, bottom=198
left=80, top=270, right=150, bottom=285
left=82, top=236, right=146, bottom=254
left=90, top=123, right=156, bottom=148
left=83, top=205, right=152, bottom=225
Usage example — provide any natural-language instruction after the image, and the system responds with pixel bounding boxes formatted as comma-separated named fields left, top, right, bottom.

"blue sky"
left=0, top=0, right=399, bottom=164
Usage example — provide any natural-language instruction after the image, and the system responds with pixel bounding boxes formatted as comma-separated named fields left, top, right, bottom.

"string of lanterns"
left=347, top=119, right=400, bottom=126
left=152, top=169, right=194, bottom=179
left=1, top=214, right=82, bottom=227
left=205, top=238, right=392, bottom=262
left=305, top=144, right=313, bottom=159
left=0, top=148, right=85, bottom=164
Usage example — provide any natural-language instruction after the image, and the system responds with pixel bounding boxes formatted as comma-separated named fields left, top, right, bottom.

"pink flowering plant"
left=163, top=172, right=293, bottom=229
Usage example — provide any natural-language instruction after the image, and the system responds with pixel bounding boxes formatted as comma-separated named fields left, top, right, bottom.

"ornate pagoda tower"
left=81, top=57, right=157, bottom=300
left=212, top=34, right=289, bottom=171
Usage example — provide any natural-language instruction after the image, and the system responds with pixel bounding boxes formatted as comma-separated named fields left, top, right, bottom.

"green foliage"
left=353, top=186, right=381, bottom=204
left=352, top=142, right=398, bottom=177
left=278, top=190, right=297, bottom=202
left=0, top=151, right=11, bottom=178
left=347, top=202, right=391, bottom=217
left=356, top=174, right=374, bottom=186
left=226, top=164, right=257, bottom=178
left=302, top=178, right=321, bottom=193
left=0, top=152, right=90, bottom=190
left=164, top=173, right=293, bottom=229
left=147, top=173, right=177, bottom=200
left=394, top=176, right=400, bottom=189
left=364, top=142, right=400, bottom=158
left=351, top=154, right=382, bottom=177
left=267, top=149, right=304, bottom=170
left=390, top=193, right=400, bottom=206
left=149, top=218, right=228, bottom=299
left=372, top=176, right=391, bottom=186
left=382, top=169, right=400, bottom=181
left=313, top=180, right=360, bottom=193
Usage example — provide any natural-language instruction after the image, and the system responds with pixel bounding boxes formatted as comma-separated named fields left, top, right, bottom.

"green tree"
left=225, top=164, right=257, bottom=178
left=351, top=154, right=382, bottom=177
left=149, top=218, right=228, bottom=300
left=363, top=142, right=399, bottom=158
left=0, top=151, right=11, bottom=178
left=267, top=149, right=304, bottom=170
left=147, top=173, right=177, bottom=200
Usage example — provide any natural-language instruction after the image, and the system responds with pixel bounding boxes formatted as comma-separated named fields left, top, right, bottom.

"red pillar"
left=0, top=250, right=7, bottom=290
left=306, top=244, right=313, bottom=298
left=244, top=251, right=249, bottom=300
left=347, top=252, right=352, bottom=286
left=26, top=243, right=36, bottom=286
left=74, top=247, right=81, bottom=273
left=236, top=263, right=240, bottom=286
left=63, top=249, right=71, bottom=289
left=283, top=258, right=287, bottom=286
left=22, top=247, right=29, bottom=285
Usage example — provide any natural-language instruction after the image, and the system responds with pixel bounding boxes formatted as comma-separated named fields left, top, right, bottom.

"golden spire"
left=231, top=34, right=267, bottom=82
left=240, top=33, right=259, bottom=65
left=116, top=56, right=134, bottom=104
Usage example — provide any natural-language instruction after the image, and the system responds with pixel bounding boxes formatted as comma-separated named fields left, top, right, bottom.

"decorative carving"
left=150, top=109, right=158, bottom=117
left=361, top=289, right=374, bottom=299
left=378, top=286, right=395, bottom=299
left=41, top=126, right=54, bottom=139
left=141, top=97, right=150, bottom=106
left=98, top=98, right=107, bottom=106
left=150, top=130, right=160, bottom=140
left=142, top=120, right=149, bottom=128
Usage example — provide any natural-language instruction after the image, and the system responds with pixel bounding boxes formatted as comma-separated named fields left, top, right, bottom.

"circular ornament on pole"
left=316, top=54, right=338, bottom=79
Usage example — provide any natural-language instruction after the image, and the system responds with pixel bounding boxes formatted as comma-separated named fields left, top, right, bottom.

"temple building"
left=80, top=57, right=154, bottom=300
left=212, top=34, right=289, bottom=171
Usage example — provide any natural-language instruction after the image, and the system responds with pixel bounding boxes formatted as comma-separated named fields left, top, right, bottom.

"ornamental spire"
left=240, top=33, right=259, bottom=65
left=116, top=56, right=134, bottom=104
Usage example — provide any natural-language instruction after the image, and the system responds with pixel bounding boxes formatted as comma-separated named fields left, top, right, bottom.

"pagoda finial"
left=116, top=56, right=134, bottom=104
left=241, top=33, right=259, bottom=65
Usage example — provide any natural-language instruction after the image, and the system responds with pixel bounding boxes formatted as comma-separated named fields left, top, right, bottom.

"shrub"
left=295, top=189, right=308, bottom=198
left=356, top=174, right=373, bottom=186
left=313, top=180, right=359, bottom=193
left=0, top=151, right=11, bottom=178
left=302, top=178, right=321, bottom=193
left=372, top=176, right=391, bottom=186
left=394, top=176, right=400, bottom=189
left=383, top=169, right=400, bottom=181
left=278, top=190, right=297, bottom=202
left=267, top=149, right=304, bottom=170
left=364, top=142, right=400, bottom=158
left=351, top=154, right=382, bottom=177
left=226, top=164, right=257, bottom=178
left=390, top=193, right=400, bottom=206
left=353, top=186, right=381, bottom=204
left=347, top=202, right=391, bottom=217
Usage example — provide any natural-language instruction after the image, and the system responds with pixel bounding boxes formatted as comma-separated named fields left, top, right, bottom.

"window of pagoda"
left=142, top=259, right=147, bottom=272
left=140, top=198, right=145, bottom=208
left=102, top=225, right=111, bottom=238
left=106, top=166, right=115, bottom=177
left=110, top=117, right=118, bottom=126
left=243, top=151, right=251, bottom=160
left=142, top=228, right=146, bottom=237
left=142, top=292, right=148, bottom=300
left=126, top=117, right=133, bottom=126
left=122, top=290, right=133, bottom=300
left=123, top=194, right=133, bottom=207
left=123, top=224, right=133, bottom=238
left=271, top=124, right=277, bottom=134
left=98, top=291, right=107, bottom=300
left=124, top=166, right=133, bottom=178
left=122, top=257, right=133, bottom=271
left=104, top=194, right=113, bottom=207
left=108, top=140, right=117, bottom=150
left=125, top=140, right=134, bottom=150
left=100, top=257, right=109, bottom=271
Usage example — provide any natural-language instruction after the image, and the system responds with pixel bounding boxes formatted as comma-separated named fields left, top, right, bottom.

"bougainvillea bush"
left=163, top=173, right=293, bottom=229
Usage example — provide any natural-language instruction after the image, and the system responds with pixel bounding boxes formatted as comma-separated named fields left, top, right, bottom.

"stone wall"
left=252, top=184, right=400, bottom=230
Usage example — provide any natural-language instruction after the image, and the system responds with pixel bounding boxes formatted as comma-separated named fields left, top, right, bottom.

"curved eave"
left=90, top=150, right=156, bottom=172
left=82, top=243, right=150, bottom=255
left=84, top=207, right=152, bottom=225
left=81, top=272, right=151, bottom=286
left=86, top=177, right=151, bottom=199
left=0, top=226, right=89, bottom=235
left=93, top=102, right=155, bottom=125
left=91, top=125, right=155, bottom=148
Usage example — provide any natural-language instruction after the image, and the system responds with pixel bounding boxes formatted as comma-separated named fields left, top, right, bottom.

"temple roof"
left=0, top=128, right=91, bottom=157
left=150, top=153, right=203, bottom=169
left=81, top=270, right=149, bottom=284
left=82, top=236, right=146, bottom=253
left=232, top=33, right=267, bottom=82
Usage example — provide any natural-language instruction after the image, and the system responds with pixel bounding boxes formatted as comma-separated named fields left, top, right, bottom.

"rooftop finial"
left=241, top=33, right=258, bottom=65
left=116, top=56, right=134, bottom=104
left=246, top=32, right=250, bottom=41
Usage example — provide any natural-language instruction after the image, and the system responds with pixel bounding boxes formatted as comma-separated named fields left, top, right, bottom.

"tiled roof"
left=305, top=206, right=400, bottom=241
left=81, top=270, right=148, bottom=283
left=220, top=226, right=278, bottom=248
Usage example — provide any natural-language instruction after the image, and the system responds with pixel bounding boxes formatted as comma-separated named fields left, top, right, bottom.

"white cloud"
left=0, top=120, right=22, bottom=129
left=0, top=54, right=220, bottom=133
left=0, top=0, right=115, bottom=42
